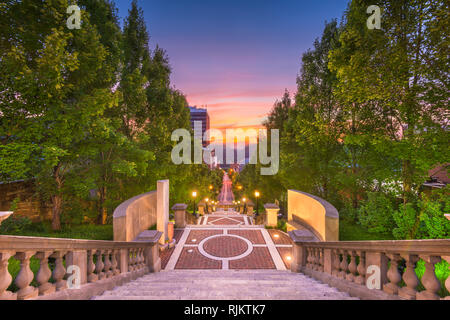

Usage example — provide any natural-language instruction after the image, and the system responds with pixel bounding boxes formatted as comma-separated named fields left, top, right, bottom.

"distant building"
left=189, top=106, right=210, bottom=147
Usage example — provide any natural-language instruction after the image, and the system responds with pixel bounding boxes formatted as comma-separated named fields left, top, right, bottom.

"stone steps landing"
left=93, top=270, right=358, bottom=300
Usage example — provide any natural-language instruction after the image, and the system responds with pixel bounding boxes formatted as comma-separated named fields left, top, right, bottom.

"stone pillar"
left=198, top=202, right=205, bottom=215
left=365, top=251, right=389, bottom=289
left=264, top=203, right=279, bottom=227
left=323, top=248, right=333, bottom=274
left=291, top=243, right=306, bottom=273
left=145, top=244, right=161, bottom=273
left=172, top=203, right=187, bottom=228
left=119, top=249, right=129, bottom=274
left=157, top=180, right=169, bottom=245
left=65, top=250, right=87, bottom=285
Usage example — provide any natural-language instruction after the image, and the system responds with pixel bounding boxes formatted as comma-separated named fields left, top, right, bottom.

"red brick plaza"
left=161, top=211, right=293, bottom=270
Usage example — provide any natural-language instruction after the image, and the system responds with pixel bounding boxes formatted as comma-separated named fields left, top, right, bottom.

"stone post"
left=264, top=203, right=279, bottom=227
left=65, top=250, right=87, bottom=285
left=291, top=243, right=306, bottom=273
left=198, top=202, right=205, bottom=215
left=323, top=248, right=333, bottom=274
left=365, top=251, right=389, bottom=289
left=157, top=180, right=169, bottom=245
left=172, top=203, right=187, bottom=228
left=145, top=244, right=161, bottom=273
left=119, top=249, right=129, bottom=274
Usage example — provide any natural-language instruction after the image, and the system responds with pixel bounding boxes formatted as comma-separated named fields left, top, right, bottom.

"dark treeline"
left=0, top=0, right=222, bottom=230
left=237, top=0, right=449, bottom=239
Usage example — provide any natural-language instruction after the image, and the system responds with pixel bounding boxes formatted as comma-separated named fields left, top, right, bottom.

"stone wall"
left=287, top=190, right=339, bottom=241
left=0, top=180, right=51, bottom=222
left=113, top=191, right=158, bottom=242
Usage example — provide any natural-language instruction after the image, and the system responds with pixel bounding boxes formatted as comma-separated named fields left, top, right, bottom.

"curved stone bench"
left=287, top=190, right=339, bottom=241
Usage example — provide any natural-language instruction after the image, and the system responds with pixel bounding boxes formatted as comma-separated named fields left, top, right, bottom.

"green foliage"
left=0, top=216, right=34, bottom=234
left=358, top=192, right=396, bottom=234
left=393, top=188, right=450, bottom=240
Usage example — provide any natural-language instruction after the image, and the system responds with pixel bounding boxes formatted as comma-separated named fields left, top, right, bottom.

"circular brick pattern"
left=203, top=236, right=248, bottom=258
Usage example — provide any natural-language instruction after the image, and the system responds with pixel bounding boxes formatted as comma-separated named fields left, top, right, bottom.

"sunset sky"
left=115, top=0, right=350, bottom=130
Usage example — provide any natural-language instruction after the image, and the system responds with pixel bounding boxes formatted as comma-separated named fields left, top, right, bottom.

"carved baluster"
left=35, top=251, right=55, bottom=296
left=307, top=248, right=314, bottom=269
left=315, top=248, right=320, bottom=271
left=310, top=248, right=316, bottom=270
left=104, top=250, right=112, bottom=278
left=383, top=253, right=402, bottom=295
left=347, top=251, right=357, bottom=282
left=0, top=251, right=17, bottom=300
left=129, top=249, right=135, bottom=271
left=416, top=255, right=441, bottom=300
left=331, top=250, right=340, bottom=277
left=111, top=250, right=119, bottom=276
left=14, top=252, right=38, bottom=299
left=51, top=251, right=67, bottom=291
left=339, top=250, right=348, bottom=279
left=305, top=248, right=311, bottom=269
left=87, top=250, right=98, bottom=282
left=442, top=256, right=450, bottom=300
left=355, top=251, right=366, bottom=285
left=397, top=254, right=419, bottom=300
left=319, top=248, right=324, bottom=272
left=95, top=250, right=105, bottom=280
left=139, top=248, right=145, bottom=269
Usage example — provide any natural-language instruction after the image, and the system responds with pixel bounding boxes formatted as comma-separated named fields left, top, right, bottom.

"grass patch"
left=1, top=222, right=113, bottom=241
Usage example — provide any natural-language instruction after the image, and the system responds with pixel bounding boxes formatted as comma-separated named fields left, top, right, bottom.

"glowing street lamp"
left=255, top=191, right=260, bottom=216
left=192, top=191, right=198, bottom=216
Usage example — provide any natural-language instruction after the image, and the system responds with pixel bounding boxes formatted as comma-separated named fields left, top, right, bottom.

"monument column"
left=157, top=180, right=169, bottom=245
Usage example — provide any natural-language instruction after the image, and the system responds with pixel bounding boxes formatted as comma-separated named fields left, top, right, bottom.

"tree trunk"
left=51, top=194, right=62, bottom=231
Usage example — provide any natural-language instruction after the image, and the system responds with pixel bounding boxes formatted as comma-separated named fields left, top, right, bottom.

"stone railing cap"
left=264, top=203, right=279, bottom=209
left=134, top=230, right=163, bottom=243
left=289, top=229, right=318, bottom=242
left=171, top=203, right=187, bottom=210
left=246, top=200, right=255, bottom=206
left=113, top=190, right=157, bottom=218
left=197, top=202, right=206, bottom=207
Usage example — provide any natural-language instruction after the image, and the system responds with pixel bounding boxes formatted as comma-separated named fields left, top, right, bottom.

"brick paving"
left=186, top=230, right=222, bottom=243
left=277, top=247, right=293, bottom=270
left=175, top=247, right=221, bottom=269
left=268, top=229, right=293, bottom=245
left=207, top=216, right=245, bottom=225
left=203, top=236, right=248, bottom=258
left=160, top=230, right=185, bottom=269
left=165, top=213, right=289, bottom=271
left=229, top=247, right=276, bottom=269
left=228, top=229, right=265, bottom=244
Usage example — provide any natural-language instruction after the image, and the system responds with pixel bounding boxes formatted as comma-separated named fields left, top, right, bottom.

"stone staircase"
left=93, top=270, right=358, bottom=300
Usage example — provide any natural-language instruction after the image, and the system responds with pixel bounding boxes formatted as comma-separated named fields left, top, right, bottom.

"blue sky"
left=114, top=0, right=350, bottom=129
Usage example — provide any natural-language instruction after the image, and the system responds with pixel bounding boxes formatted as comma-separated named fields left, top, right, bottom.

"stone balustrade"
left=0, top=232, right=161, bottom=300
left=289, top=234, right=450, bottom=300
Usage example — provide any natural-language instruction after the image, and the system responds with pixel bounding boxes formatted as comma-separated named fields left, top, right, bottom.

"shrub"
left=358, top=192, right=396, bottom=234
left=392, top=203, right=418, bottom=239
left=0, top=216, right=33, bottom=234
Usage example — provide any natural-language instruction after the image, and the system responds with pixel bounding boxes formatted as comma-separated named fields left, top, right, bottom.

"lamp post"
left=255, top=191, right=260, bottom=216
left=192, top=191, right=197, bottom=217
left=243, top=198, right=247, bottom=214
left=205, top=198, right=209, bottom=214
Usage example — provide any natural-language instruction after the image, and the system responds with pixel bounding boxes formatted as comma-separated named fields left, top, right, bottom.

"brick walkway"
left=163, top=212, right=293, bottom=271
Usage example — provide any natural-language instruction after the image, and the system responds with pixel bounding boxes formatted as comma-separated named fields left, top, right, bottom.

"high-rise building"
left=188, top=106, right=210, bottom=147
